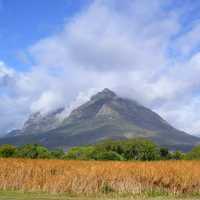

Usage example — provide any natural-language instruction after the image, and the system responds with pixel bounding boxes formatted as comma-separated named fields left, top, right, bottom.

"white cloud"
left=57, top=88, right=99, bottom=120
left=156, top=96, right=200, bottom=135
left=30, top=90, right=65, bottom=114
left=0, top=61, right=14, bottom=77
left=2, top=0, right=200, bottom=135
left=174, top=22, right=200, bottom=56
left=0, top=61, right=15, bottom=88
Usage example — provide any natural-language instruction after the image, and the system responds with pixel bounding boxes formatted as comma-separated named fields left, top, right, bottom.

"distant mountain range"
left=1, top=88, right=199, bottom=151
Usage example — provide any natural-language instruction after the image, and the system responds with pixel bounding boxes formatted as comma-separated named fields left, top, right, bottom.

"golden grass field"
left=0, top=158, right=200, bottom=196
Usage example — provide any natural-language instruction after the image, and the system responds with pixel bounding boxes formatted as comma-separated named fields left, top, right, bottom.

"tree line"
left=0, top=138, right=200, bottom=160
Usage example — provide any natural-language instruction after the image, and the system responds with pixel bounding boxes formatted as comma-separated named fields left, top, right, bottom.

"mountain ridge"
left=2, top=88, right=200, bottom=151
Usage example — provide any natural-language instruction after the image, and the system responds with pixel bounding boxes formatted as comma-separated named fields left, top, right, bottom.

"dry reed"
left=0, top=158, right=199, bottom=195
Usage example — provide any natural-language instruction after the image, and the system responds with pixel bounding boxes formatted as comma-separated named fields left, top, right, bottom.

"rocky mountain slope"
left=1, top=89, right=199, bottom=151
left=8, top=108, right=64, bottom=136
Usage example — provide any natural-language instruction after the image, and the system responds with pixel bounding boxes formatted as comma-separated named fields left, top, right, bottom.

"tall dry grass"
left=0, top=158, right=200, bottom=195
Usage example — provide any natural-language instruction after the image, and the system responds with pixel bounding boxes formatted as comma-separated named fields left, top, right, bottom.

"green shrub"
left=64, top=146, right=95, bottom=160
left=0, top=144, right=17, bottom=157
left=171, top=150, right=184, bottom=160
left=92, top=150, right=124, bottom=161
left=185, top=146, right=200, bottom=160
left=159, top=147, right=171, bottom=160
left=91, top=139, right=160, bottom=161
left=50, top=149, right=65, bottom=159
left=16, top=144, right=51, bottom=159
left=0, top=138, right=191, bottom=161
left=120, top=139, right=160, bottom=161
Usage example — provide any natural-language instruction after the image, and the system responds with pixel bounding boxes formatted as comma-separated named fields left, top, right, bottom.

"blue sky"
left=1, top=0, right=200, bottom=70
left=0, top=0, right=91, bottom=70
left=1, top=0, right=200, bottom=135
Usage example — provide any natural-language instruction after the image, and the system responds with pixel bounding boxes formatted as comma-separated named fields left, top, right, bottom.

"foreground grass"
left=1, top=159, right=200, bottom=195
left=0, top=191, right=200, bottom=200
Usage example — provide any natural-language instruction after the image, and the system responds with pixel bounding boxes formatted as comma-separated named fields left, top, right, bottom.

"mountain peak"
left=102, top=88, right=116, bottom=95
left=91, top=88, right=117, bottom=101
left=4, top=88, right=200, bottom=152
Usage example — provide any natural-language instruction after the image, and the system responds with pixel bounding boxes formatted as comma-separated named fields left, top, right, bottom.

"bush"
left=92, top=150, right=124, bottom=161
left=95, top=140, right=124, bottom=155
left=0, top=144, right=17, bottom=157
left=50, top=149, right=65, bottom=159
left=159, top=147, right=171, bottom=160
left=171, top=151, right=184, bottom=160
left=92, top=139, right=160, bottom=161
left=0, top=139, right=192, bottom=161
left=64, top=146, right=95, bottom=160
left=16, top=144, right=51, bottom=159
left=119, top=139, right=160, bottom=161
left=185, top=146, right=200, bottom=160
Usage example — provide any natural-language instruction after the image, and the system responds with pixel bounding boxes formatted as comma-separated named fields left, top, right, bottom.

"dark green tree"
left=51, top=149, right=65, bottom=159
left=16, top=144, right=51, bottom=159
left=92, top=150, right=124, bottom=161
left=0, top=144, right=17, bottom=157
left=64, top=146, right=95, bottom=160
left=120, top=139, right=160, bottom=161
left=159, top=147, right=171, bottom=160
left=172, top=150, right=183, bottom=160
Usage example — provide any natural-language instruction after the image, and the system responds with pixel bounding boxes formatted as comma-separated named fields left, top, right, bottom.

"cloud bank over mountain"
left=1, top=0, right=200, bottom=135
